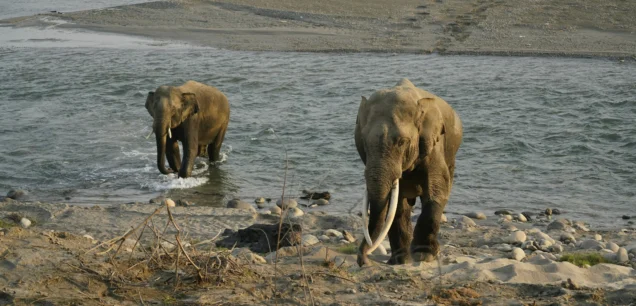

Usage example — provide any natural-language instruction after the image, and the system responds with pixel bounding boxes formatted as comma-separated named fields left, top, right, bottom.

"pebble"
left=226, top=199, right=254, bottom=211
left=254, top=197, right=265, bottom=204
left=276, top=198, right=298, bottom=209
left=594, top=234, right=602, bottom=241
left=232, top=248, right=267, bottom=264
left=622, top=215, right=631, bottom=220
left=539, top=239, right=553, bottom=250
left=82, top=234, right=95, bottom=241
left=459, top=216, right=477, bottom=227
left=516, top=214, right=527, bottom=222
left=579, top=239, right=605, bottom=250
left=287, top=207, right=304, bottom=218
left=346, top=288, right=357, bottom=294
left=501, top=215, right=513, bottom=222
left=163, top=198, right=176, bottom=207
left=508, top=231, right=527, bottom=244
left=607, top=242, right=620, bottom=253
left=20, top=217, right=32, bottom=228
left=465, top=212, right=487, bottom=220
left=501, top=224, right=518, bottom=232
left=318, top=235, right=331, bottom=242
left=550, top=244, right=564, bottom=253
left=7, top=189, right=28, bottom=200
left=312, top=199, right=329, bottom=206
left=534, top=232, right=556, bottom=245
left=562, top=278, right=579, bottom=290
left=301, top=234, right=319, bottom=246
left=495, top=210, right=513, bottom=215
left=493, top=243, right=513, bottom=252
left=617, top=247, right=629, bottom=263
left=511, top=247, right=525, bottom=261
left=547, top=220, right=569, bottom=231
left=560, top=233, right=576, bottom=244
left=574, top=223, right=590, bottom=232
left=342, top=230, right=356, bottom=243
left=521, top=212, right=533, bottom=221
left=522, top=241, right=538, bottom=251
left=545, top=208, right=553, bottom=216
left=270, top=206, right=282, bottom=215
left=324, top=229, right=343, bottom=238
left=602, top=252, right=616, bottom=262
left=552, top=209, right=561, bottom=215
left=176, top=199, right=192, bottom=207
left=543, top=252, right=558, bottom=261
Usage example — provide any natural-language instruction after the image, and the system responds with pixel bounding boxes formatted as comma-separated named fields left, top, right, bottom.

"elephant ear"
left=416, top=97, right=444, bottom=158
left=181, top=93, right=200, bottom=120
left=357, top=96, right=369, bottom=126
left=145, top=91, right=155, bottom=117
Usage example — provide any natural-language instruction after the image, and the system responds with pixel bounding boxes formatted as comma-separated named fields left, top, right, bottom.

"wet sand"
left=2, top=0, right=636, bottom=57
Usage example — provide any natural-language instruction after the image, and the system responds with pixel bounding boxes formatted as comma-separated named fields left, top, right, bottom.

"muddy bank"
left=2, top=0, right=636, bottom=57
left=1, top=198, right=636, bottom=305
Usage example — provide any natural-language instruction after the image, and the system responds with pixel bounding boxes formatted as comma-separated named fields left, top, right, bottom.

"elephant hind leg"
left=208, top=125, right=228, bottom=162
left=197, top=145, right=207, bottom=157
left=387, top=197, right=414, bottom=265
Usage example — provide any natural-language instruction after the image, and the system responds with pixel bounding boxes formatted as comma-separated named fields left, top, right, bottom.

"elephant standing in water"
left=145, top=80, right=230, bottom=178
left=354, top=78, right=462, bottom=266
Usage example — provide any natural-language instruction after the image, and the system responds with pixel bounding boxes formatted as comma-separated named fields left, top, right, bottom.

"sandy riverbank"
left=2, top=0, right=636, bottom=57
left=1, top=196, right=636, bottom=305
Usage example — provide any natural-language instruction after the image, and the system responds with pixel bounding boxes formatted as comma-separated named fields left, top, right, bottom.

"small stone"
left=227, top=199, right=251, bottom=209
left=460, top=216, right=477, bottom=227
left=508, top=231, right=527, bottom=244
left=480, top=245, right=490, bottom=249
left=550, top=244, right=564, bottom=253
left=579, top=239, right=605, bottom=250
left=276, top=198, right=298, bottom=209
left=545, top=208, right=553, bottom=216
left=287, top=207, right=304, bottom=218
left=607, top=242, right=620, bottom=253
left=560, top=233, right=576, bottom=244
left=465, top=212, right=486, bottom=220
left=501, top=224, right=518, bottom=232
left=539, top=239, right=553, bottom=250
left=7, top=189, right=27, bottom=200
left=594, top=234, right=602, bottom=241
left=301, top=234, right=319, bottom=246
left=562, top=278, right=578, bottom=290
left=324, top=229, right=343, bottom=238
left=603, top=252, right=617, bottom=262
left=574, top=223, right=589, bottom=232
left=270, top=206, right=282, bottom=215
left=622, top=215, right=631, bottom=220
left=255, top=197, right=265, bottom=204
left=493, top=243, right=513, bottom=252
left=176, top=199, right=192, bottom=207
left=516, top=214, right=527, bottom=222
left=82, top=234, right=95, bottom=241
left=547, top=220, right=569, bottom=231
left=617, top=247, right=629, bottom=263
left=511, top=248, right=525, bottom=261
left=346, top=288, right=357, bottom=294
left=342, top=230, right=356, bottom=243
left=441, top=214, right=447, bottom=223
left=256, top=202, right=266, bottom=209
left=232, top=248, right=267, bottom=264
left=20, top=218, right=31, bottom=228
left=312, top=199, right=329, bottom=206
left=534, top=232, right=556, bottom=245
left=501, top=215, right=513, bottom=222
left=521, top=212, right=533, bottom=221
left=495, top=210, right=513, bottom=215
left=318, top=235, right=331, bottom=242
left=163, top=198, right=176, bottom=207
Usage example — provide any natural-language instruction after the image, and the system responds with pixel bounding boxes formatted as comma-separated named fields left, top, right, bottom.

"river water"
left=0, top=10, right=634, bottom=228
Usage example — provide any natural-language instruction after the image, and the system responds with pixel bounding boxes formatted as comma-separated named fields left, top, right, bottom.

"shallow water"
left=0, top=0, right=153, bottom=19
left=0, top=23, right=635, bottom=228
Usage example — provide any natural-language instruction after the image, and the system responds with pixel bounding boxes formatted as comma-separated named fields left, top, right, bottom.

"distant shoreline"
left=1, top=0, right=635, bottom=59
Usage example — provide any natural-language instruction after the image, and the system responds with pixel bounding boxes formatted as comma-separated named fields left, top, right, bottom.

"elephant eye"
left=397, top=138, right=409, bottom=147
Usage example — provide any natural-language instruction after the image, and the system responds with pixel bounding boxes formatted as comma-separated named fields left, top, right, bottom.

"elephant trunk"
left=154, top=120, right=171, bottom=175
left=362, top=163, right=401, bottom=254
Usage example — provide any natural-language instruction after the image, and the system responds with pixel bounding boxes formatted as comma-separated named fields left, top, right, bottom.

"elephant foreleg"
left=178, top=122, right=199, bottom=178
left=166, top=137, right=181, bottom=173
left=387, top=197, right=415, bottom=265
left=357, top=202, right=388, bottom=267
left=411, top=199, right=445, bottom=262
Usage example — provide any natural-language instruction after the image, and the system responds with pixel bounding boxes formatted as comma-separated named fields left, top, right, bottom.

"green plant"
left=0, top=220, right=16, bottom=228
left=559, top=253, right=609, bottom=267
left=336, top=244, right=357, bottom=255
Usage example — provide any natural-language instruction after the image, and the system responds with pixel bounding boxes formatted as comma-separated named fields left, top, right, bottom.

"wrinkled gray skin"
left=355, top=78, right=462, bottom=266
left=145, top=80, right=230, bottom=178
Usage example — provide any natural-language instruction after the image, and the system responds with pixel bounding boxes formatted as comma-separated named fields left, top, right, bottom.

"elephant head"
left=355, top=79, right=452, bottom=256
left=145, top=86, right=200, bottom=174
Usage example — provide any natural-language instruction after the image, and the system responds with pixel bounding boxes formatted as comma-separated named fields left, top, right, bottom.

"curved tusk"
left=362, top=188, right=372, bottom=246
left=145, top=130, right=154, bottom=139
left=167, top=128, right=172, bottom=139
left=364, top=179, right=400, bottom=255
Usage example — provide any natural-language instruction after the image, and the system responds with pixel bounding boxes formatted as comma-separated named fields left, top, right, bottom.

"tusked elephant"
left=145, top=80, right=230, bottom=178
left=354, top=78, right=462, bottom=266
